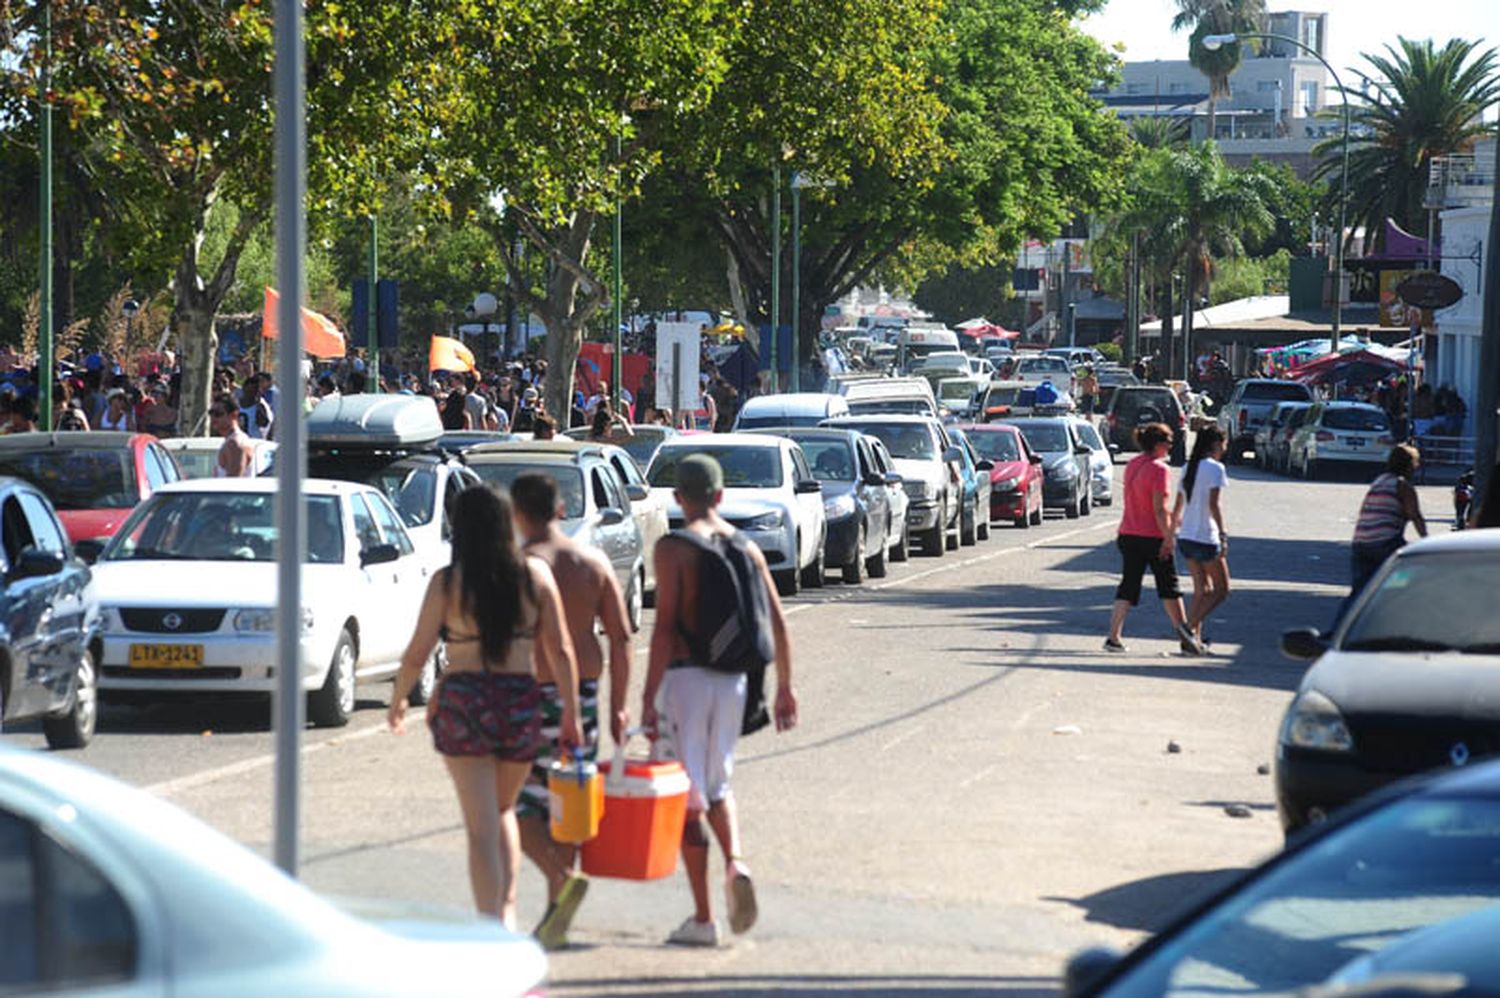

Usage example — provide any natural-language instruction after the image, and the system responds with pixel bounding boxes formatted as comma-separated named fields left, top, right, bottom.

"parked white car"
left=0, top=747, right=546, bottom=995
left=159, top=436, right=278, bottom=478
left=646, top=434, right=828, bottom=596
left=1287, top=402, right=1395, bottom=479
left=1069, top=416, right=1114, bottom=506
left=967, top=356, right=996, bottom=379
left=598, top=441, right=669, bottom=600
left=92, top=479, right=437, bottom=727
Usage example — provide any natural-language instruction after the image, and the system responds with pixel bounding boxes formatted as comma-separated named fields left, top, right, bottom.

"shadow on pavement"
left=1044, top=867, right=1248, bottom=933
left=91, top=693, right=388, bottom=736
left=548, top=975, right=1054, bottom=997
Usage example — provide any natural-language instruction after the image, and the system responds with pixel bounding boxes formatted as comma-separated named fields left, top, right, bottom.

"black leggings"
left=1116, top=534, right=1182, bottom=605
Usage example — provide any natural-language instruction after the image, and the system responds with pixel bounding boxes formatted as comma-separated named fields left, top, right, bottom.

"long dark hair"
left=590, top=403, right=613, bottom=439
left=1182, top=425, right=1225, bottom=502
left=447, top=484, right=532, bottom=665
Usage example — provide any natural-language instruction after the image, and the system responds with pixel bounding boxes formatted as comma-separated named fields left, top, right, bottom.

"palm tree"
left=1316, top=37, right=1500, bottom=250
left=1172, top=0, right=1268, bottom=140
left=1128, top=116, right=1192, bottom=150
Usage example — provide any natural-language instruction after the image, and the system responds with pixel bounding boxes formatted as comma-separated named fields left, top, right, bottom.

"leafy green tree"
left=911, top=263, right=1027, bottom=330
left=1171, top=0, right=1266, bottom=138
left=1, top=0, right=445, bottom=431
left=1315, top=37, right=1500, bottom=249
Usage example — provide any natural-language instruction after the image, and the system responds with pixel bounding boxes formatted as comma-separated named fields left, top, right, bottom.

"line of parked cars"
left=1252, top=398, right=1397, bottom=479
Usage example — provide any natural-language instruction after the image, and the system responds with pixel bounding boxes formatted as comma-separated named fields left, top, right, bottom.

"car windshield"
left=1323, top=407, right=1390, bottom=432
left=649, top=447, right=784, bottom=489
left=737, top=414, right=826, bottom=429
left=0, top=447, right=139, bottom=510
left=1114, top=390, right=1177, bottom=419
left=848, top=398, right=933, bottom=416
left=103, top=493, right=344, bottom=563
left=967, top=431, right=1019, bottom=463
left=939, top=381, right=975, bottom=402
left=847, top=424, right=937, bottom=461
left=1341, top=553, right=1500, bottom=653
left=1018, top=357, right=1068, bottom=373
left=620, top=431, right=666, bottom=469
left=307, top=455, right=437, bottom=528
left=1106, top=795, right=1500, bottom=996
left=1242, top=382, right=1311, bottom=402
left=470, top=463, right=586, bottom=519
left=793, top=439, right=856, bottom=483
left=1013, top=423, right=1068, bottom=453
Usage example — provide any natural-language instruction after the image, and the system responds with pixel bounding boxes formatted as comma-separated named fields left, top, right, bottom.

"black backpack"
left=673, top=528, right=774, bottom=676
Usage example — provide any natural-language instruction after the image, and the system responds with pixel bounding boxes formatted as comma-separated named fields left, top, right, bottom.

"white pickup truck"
left=1011, top=354, right=1077, bottom=395
left=1216, top=378, right=1315, bottom=463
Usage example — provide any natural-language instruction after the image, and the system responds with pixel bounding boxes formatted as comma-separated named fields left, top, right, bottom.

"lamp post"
left=367, top=214, right=379, bottom=390
left=38, top=0, right=54, bottom=428
left=1203, top=31, right=1350, bottom=350
left=611, top=126, right=624, bottom=413
left=769, top=165, right=782, bottom=393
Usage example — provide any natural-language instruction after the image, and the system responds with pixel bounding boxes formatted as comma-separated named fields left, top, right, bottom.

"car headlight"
left=742, top=511, right=784, bottom=531
left=1280, top=690, right=1354, bottom=752
left=1046, top=464, right=1074, bottom=481
left=824, top=493, right=857, bottom=519
left=234, top=608, right=315, bottom=632
left=100, top=607, right=121, bottom=632
left=993, top=476, right=1020, bottom=492
left=904, top=480, right=934, bottom=500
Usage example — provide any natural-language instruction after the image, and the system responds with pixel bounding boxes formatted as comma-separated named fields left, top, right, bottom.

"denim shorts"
left=1178, top=538, right=1222, bottom=563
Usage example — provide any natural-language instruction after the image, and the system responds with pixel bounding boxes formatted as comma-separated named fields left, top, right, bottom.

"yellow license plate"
left=129, top=644, right=205, bottom=669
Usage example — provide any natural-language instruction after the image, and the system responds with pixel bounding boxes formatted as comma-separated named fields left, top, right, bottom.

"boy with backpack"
left=641, top=454, right=798, bottom=947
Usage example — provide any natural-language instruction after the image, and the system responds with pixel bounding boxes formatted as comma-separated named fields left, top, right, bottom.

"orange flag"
left=263, top=287, right=348, bottom=360
left=429, top=335, right=477, bottom=374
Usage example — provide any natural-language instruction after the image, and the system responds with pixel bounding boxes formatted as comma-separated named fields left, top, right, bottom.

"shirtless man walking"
left=642, top=454, right=797, bottom=947
left=211, top=394, right=253, bottom=477
left=510, top=471, right=632, bottom=950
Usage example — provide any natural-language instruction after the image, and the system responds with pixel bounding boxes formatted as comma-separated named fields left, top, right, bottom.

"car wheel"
left=624, top=567, right=644, bottom=632
left=960, top=504, right=977, bottom=547
left=867, top=531, right=888, bottom=578
left=309, top=628, right=356, bottom=728
left=1065, top=487, right=1081, bottom=519
left=1030, top=493, right=1043, bottom=525
left=843, top=524, right=866, bottom=584
left=802, top=537, right=826, bottom=589
left=1080, top=489, right=1091, bottom=517
left=977, top=510, right=990, bottom=541
left=1305, top=458, right=1319, bottom=481
left=407, top=644, right=442, bottom=706
left=43, top=646, right=98, bottom=750
left=891, top=523, right=910, bottom=562
left=1013, top=509, right=1029, bottom=529
left=922, top=523, right=944, bottom=557
left=775, top=567, right=800, bottom=597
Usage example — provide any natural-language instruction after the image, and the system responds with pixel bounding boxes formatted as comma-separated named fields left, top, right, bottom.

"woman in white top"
left=98, top=389, right=133, bottom=432
left=1172, top=424, right=1230, bottom=651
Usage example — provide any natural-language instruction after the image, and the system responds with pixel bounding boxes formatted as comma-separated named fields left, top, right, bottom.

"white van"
left=841, top=377, right=938, bottom=418
left=897, top=326, right=961, bottom=373
left=733, top=392, right=851, bottom=431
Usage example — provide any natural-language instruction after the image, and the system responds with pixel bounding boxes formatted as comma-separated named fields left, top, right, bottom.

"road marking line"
left=879, top=723, right=927, bottom=752
left=143, top=709, right=424, bottom=799
left=958, top=764, right=998, bottom=789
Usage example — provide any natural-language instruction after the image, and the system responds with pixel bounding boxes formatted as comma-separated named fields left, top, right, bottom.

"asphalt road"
left=1, top=461, right=1461, bottom=996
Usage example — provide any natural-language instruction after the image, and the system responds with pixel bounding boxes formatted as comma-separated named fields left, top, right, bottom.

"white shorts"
left=658, top=665, right=746, bottom=812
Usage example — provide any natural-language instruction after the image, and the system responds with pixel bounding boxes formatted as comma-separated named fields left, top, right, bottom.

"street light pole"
left=612, top=130, right=623, bottom=413
left=1204, top=31, right=1350, bottom=349
left=770, top=164, right=782, bottom=393
left=367, top=213, right=379, bottom=391
left=791, top=175, right=801, bottom=393
left=38, top=0, right=53, bottom=427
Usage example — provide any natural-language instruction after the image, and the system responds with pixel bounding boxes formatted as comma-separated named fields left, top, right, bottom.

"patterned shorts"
left=517, top=679, right=600, bottom=820
left=427, top=672, right=543, bottom=762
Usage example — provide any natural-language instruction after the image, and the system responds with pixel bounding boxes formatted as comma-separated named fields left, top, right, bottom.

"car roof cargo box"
left=307, top=395, right=443, bottom=450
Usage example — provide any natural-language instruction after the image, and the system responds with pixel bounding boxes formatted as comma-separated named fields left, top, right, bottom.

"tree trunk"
left=175, top=293, right=218, bottom=437
left=1160, top=279, right=1176, bottom=383
left=1182, top=263, right=1196, bottom=383
left=726, top=248, right=751, bottom=330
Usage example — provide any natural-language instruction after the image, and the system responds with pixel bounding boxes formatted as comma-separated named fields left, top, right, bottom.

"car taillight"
left=1316, top=431, right=1334, bottom=442
left=1108, top=413, right=1117, bottom=428
left=1237, top=409, right=1247, bottom=429
left=1377, top=435, right=1394, bottom=445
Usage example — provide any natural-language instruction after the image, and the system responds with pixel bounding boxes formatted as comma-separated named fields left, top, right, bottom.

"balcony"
left=1426, top=151, right=1496, bottom=210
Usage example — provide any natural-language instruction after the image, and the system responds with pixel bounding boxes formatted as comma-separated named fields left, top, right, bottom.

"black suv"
left=0, top=478, right=101, bottom=748
left=1104, top=386, right=1187, bottom=465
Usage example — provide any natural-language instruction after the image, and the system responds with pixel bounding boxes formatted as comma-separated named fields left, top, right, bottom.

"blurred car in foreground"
left=1276, top=530, right=1500, bottom=834
left=1065, top=758, right=1500, bottom=997
left=0, top=747, right=546, bottom=995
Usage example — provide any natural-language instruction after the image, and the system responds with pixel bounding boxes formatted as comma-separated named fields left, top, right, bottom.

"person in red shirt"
left=1106, top=422, right=1198, bottom=654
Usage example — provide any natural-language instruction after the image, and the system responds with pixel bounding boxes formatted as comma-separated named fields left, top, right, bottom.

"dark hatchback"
left=761, top=427, right=894, bottom=584
left=0, top=478, right=101, bottom=748
left=1104, top=386, right=1186, bottom=465
left=1276, top=530, right=1500, bottom=835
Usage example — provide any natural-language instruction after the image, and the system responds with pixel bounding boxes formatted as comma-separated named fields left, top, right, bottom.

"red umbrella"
left=1292, top=349, right=1407, bottom=385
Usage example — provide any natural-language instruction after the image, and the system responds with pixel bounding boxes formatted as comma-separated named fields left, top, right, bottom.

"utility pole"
left=1125, top=232, right=1140, bottom=366
left=38, top=0, right=54, bottom=427
left=612, top=131, right=623, bottom=413
left=367, top=214, right=378, bottom=390
left=769, top=165, right=782, bottom=393
left=791, top=176, right=801, bottom=393
left=1475, top=138, right=1500, bottom=507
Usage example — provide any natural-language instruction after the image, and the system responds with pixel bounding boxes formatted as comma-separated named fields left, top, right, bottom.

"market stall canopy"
left=262, top=287, right=347, bottom=359
left=1291, top=348, right=1410, bottom=385
left=955, top=318, right=1019, bottom=339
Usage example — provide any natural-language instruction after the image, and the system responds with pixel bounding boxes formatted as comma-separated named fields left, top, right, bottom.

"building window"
left=1168, top=82, right=1186, bottom=94
left=1304, top=17, right=1321, bottom=56
left=1256, top=80, right=1280, bottom=93
left=1299, top=81, right=1318, bottom=116
left=1125, top=83, right=1146, bottom=95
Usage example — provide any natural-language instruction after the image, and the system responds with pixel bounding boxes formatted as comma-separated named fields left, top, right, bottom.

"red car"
left=0, top=432, right=182, bottom=549
left=957, top=423, right=1044, bottom=528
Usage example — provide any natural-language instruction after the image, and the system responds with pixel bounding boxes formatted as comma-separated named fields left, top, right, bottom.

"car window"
left=1106, top=795, right=1500, bottom=996
left=0, top=448, right=141, bottom=510
left=17, top=492, right=66, bottom=554
left=1342, top=552, right=1500, bottom=652
left=968, top=430, right=1020, bottom=463
left=364, top=492, right=416, bottom=556
left=142, top=446, right=169, bottom=491
left=1322, top=407, right=1390, bottom=432
left=1240, top=382, right=1312, bottom=402
left=1012, top=422, right=1068, bottom=453
left=797, top=439, right=855, bottom=483
left=441, top=471, right=467, bottom=541
left=790, top=447, right=814, bottom=485
left=350, top=494, right=384, bottom=555
left=610, top=454, right=645, bottom=489
left=470, top=463, right=587, bottom=519
left=1075, top=422, right=1105, bottom=450
left=0, top=495, right=36, bottom=568
left=648, top=447, right=784, bottom=489
left=0, top=808, right=137, bottom=992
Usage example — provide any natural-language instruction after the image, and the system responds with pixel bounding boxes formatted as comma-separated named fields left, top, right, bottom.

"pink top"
left=1119, top=452, right=1170, bottom=538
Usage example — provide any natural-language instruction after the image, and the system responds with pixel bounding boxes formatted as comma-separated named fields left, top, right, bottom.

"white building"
left=1434, top=141, right=1497, bottom=434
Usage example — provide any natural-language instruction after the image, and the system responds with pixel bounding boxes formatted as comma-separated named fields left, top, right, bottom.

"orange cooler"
left=548, top=755, right=604, bottom=844
left=581, top=755, right=690, bottom=880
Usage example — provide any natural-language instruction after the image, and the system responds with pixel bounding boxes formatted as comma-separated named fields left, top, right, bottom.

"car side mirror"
left=1281, top=627, right=1328, bottom=661
left=360, top=543, right=400, bottom=568
left=1107, top=443, right=1121, bottom=454
left=10, top=547, right=65, bottom=581
left=73, top=539, right=105, bottom=565
left=1029, top=454, right=1044, bottom=465
left=883, top=471, right=903, bottom=486
left=974, top=459, right=994, bottom=472
left=942, top=446, right=963, bottom=463
left=795, top=479, right=822, bottom=494
left=625, top=483, right=649, bottom=503
left=598, top=507, right=627, bottom=526
left=864, top=473, right=885, bottom=487
left=1062, top=946, right=1123, bottom=997
left=1075, top=444, right=1092, bottom=456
